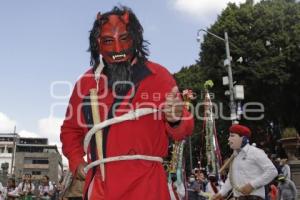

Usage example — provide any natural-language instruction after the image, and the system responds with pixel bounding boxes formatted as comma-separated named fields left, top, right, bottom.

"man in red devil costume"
left=60, top=6, right=194, bottom=200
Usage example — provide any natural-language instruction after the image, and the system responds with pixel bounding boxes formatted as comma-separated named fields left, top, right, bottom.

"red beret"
left=229, top=124, right=251, bottom=138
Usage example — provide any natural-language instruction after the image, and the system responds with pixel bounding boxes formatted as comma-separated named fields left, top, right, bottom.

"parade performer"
left=213, top=124, right=277, bottom=200
left=60, top=5, right=194, bottom=200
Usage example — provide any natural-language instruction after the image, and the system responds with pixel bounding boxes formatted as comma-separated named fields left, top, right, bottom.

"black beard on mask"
left=103, top=61, right=133, bottom=96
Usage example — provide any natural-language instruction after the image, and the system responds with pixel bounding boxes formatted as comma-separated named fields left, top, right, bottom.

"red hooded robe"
left=60, top=61, right=194, bottom=200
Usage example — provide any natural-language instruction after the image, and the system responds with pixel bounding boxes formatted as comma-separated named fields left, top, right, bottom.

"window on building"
left=24, top=157, right=49, bottom=164
left=32, top=171, right=41, bottom=175
left=44, top=149, right=57, bottom=153
left=7, top=148, right=13, bottom=153
left=32, top=159, right=49, bottom=164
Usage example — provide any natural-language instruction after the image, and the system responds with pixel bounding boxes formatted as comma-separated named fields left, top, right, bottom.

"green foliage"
left=204, top=80, right=214, bottom=89
left=174, top=64, right=205, bottom=91
left=199, top=0, right=300, bottom=131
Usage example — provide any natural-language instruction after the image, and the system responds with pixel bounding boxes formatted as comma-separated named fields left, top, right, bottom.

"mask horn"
left=121, top=11, right=129, bottom=24
left=96, top=12, right=102, bottom=20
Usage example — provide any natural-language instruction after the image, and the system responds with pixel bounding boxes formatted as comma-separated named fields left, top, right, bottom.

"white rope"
left=83, top=108, right=159, bottom=153
left=84, top=154, right=163, bottom=174
left=94, top=55, right=104, bottom=92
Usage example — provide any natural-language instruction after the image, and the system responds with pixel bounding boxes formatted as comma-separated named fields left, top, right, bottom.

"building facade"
left=0, top=133, right=19, bottom=175
left=0, top=134, right=63, bottom=184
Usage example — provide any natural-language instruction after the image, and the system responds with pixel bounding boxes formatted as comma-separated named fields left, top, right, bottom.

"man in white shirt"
left=212, top=124, right=278, bottom=200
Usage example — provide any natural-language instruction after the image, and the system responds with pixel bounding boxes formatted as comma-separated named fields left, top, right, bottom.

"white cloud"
left=0, top=112, right=63, bottom=143
left=0, top=112, right=16, bottom=133
left=170, top=0, right=261, bottom=21
left=38, top=117, right=64, bottom=144
left=18, top=130, right=40, bottom=138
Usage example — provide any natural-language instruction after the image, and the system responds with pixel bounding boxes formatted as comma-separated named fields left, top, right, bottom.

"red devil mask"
left=97, top=12, right=134, bottom=64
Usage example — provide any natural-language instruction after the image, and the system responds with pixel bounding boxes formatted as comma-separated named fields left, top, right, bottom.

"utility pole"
left=224, top=32, right=237, bottom=123
left=10, top=126, right=16, bottom=175
left=197, top=29, right=238, bottom=124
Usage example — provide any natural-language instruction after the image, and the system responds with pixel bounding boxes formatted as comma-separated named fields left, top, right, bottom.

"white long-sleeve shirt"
left=220, top=144, right=278, bottom=198
left=281, top=164, right=291, bottom=179
left=4, top=187, right=19, bottom=198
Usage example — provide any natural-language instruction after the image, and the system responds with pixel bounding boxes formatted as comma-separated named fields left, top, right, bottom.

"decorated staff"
left=168, top=89, right=195, bottom=200
left=203, top=80, right=222, bottom=179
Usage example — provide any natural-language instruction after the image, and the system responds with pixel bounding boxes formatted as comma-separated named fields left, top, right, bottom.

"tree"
left=175, top=0, right=300, bottom=161
left=199, top=0, right=300, bottom=134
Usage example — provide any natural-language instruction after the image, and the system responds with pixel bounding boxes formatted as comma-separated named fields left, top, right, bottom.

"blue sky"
left=0, top=0, right=254, bottom=152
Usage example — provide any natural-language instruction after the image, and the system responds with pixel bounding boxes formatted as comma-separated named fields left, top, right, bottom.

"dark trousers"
left=236, top=195, right=263, bottom=200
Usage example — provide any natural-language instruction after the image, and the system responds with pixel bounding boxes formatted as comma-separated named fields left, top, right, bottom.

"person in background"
left=277, top=174, right=297, bottom=200
left=17, top=174, right=35, bottom=200
left=38, top=175, right=54, bottom=199
left=280, top=158, right=291, bottom=179
left=187, top=174, right=200, bottom=200
left=5, top=178, right=19, bottom=200
left=196, top=171, right=208, bottom=200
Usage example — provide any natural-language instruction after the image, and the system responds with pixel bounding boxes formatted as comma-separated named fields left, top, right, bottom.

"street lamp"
left=197, top=29, right=237, bottom=123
